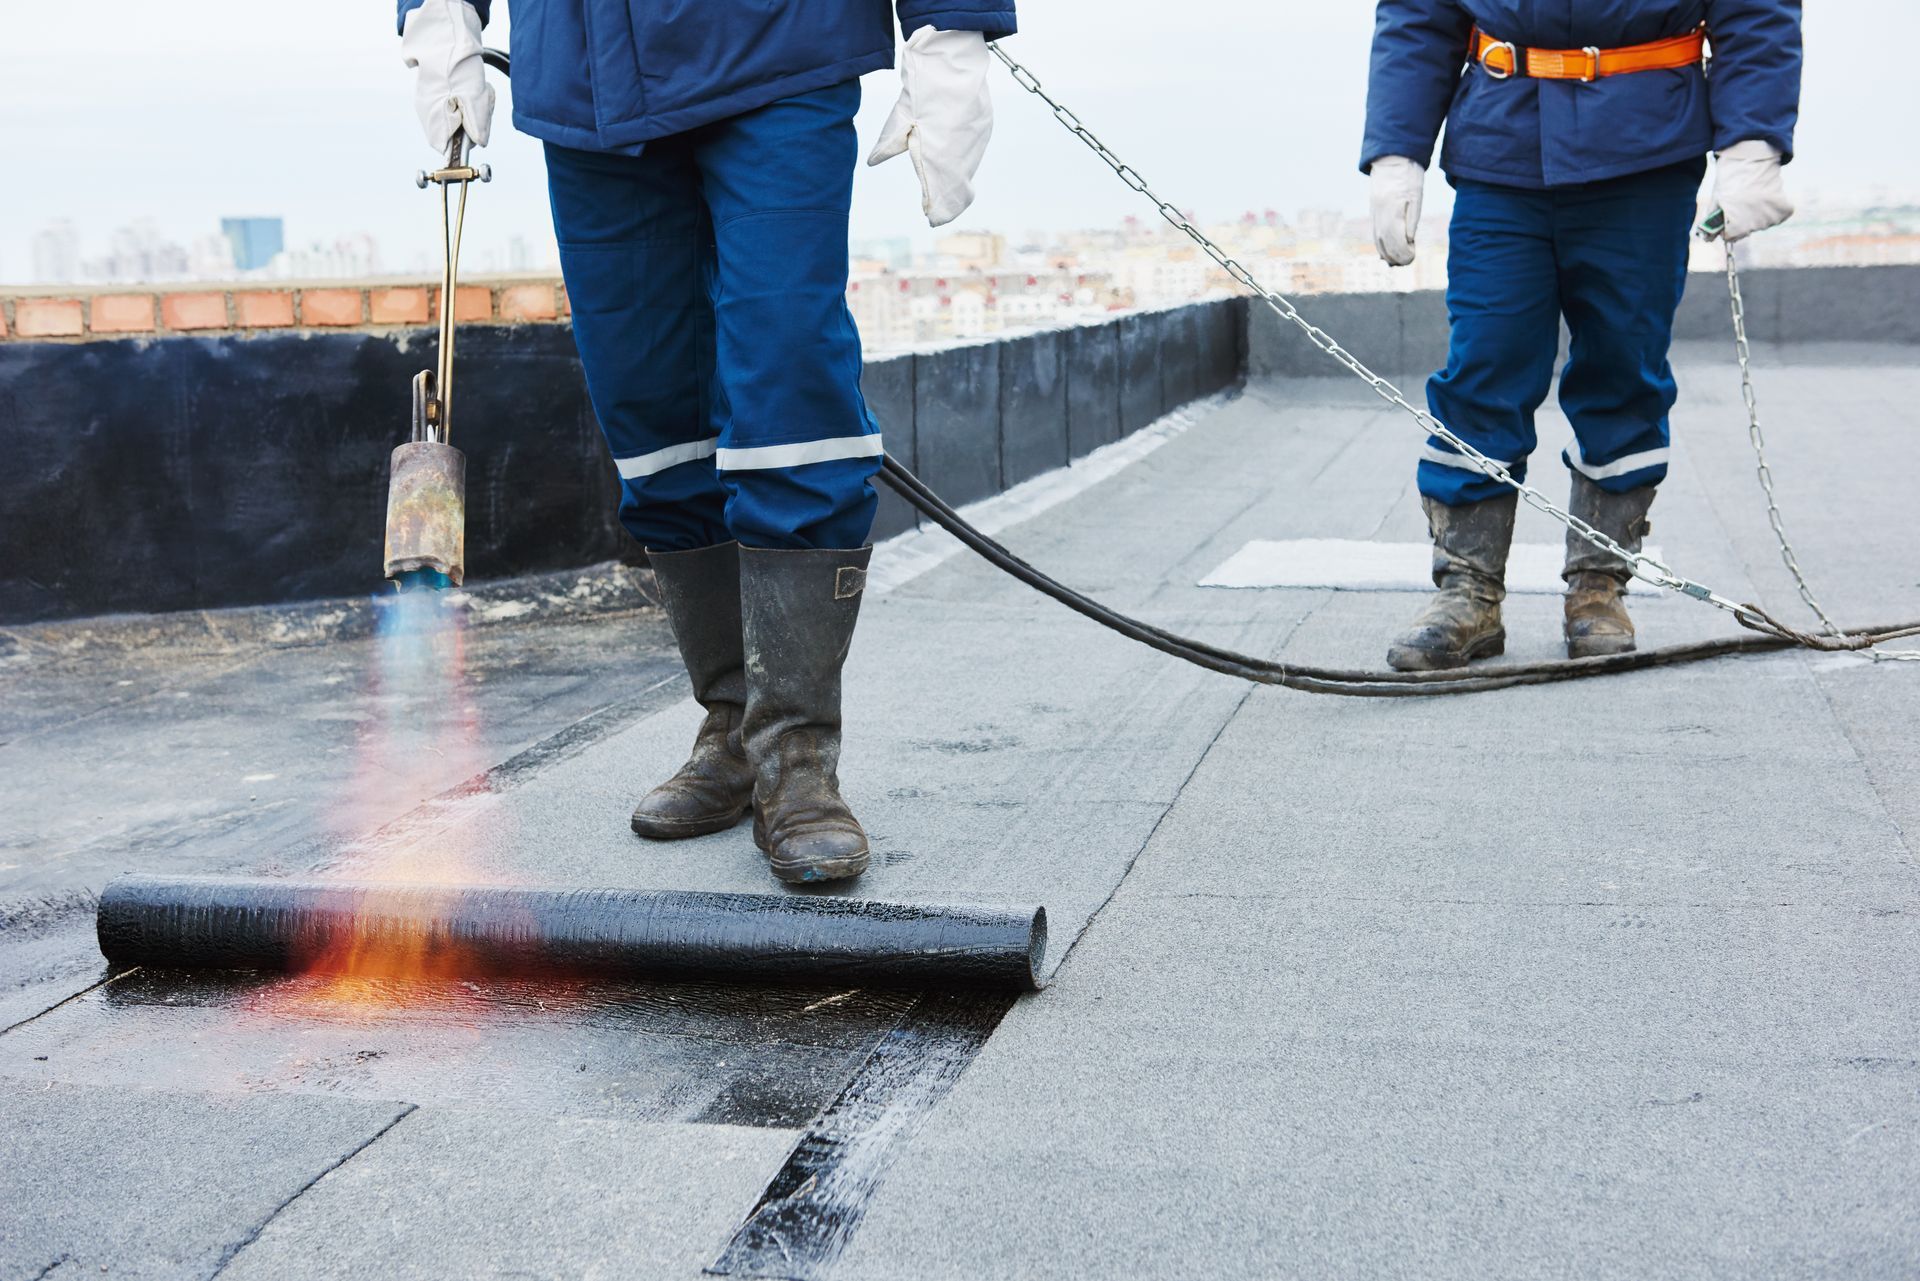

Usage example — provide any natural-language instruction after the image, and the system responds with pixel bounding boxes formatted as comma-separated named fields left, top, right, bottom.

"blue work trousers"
left=546, top=79, right=880, bottom=551
left=1419, top=157, right=1706, bottom=506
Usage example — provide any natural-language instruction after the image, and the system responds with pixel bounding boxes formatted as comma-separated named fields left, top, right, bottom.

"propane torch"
left=382, top=128, right=490, bottom=591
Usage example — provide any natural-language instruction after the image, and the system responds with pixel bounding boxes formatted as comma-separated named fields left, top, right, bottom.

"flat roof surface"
left=3, top=343, right=1917, bottom=1279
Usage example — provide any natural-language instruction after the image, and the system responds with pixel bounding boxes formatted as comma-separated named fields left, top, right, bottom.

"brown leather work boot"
left=1386, top=492, right=1517, bottom=671
left=630, top=543, right=757, bottom=840
left=1562, top=475, right=1656, bottom=659
left=740, top=545, right=873, bottom=885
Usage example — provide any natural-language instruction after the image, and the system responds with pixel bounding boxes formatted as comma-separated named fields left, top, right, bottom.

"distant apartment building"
left=847, top=208, right=1464, bottom=349
left=851, top=236, right=914, bottom=271
left=1701, top=201, right=1920, bottom=271
left=1055, top=209, right=1451, bottom=310
left=933, top=230, right=1007, bottom=271
left=221, top=218, right=285, bottom=273
left=269, top=232, right=383, bottom=280
left=1792, top=232, right=1920, bottom=266
left=30, top=220, right=80, bottom=284
left=849, top=263, right=1120, bottom=351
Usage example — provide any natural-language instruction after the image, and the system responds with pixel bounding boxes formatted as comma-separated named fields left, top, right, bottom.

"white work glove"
left=401, top=0, right=495, bottom=153
left=1712, top=140, right=1793, bottom=242
left=866, top=27, right=993, bottom=228
left=1369, top=156, right=1425, bottom=267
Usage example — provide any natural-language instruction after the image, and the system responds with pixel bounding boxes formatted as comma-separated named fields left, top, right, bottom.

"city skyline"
left=2, top=3, right=1915, bottom=286
left=14, top=214, right=560, bottom=287
left=14, top=188, right=1918, bottom=292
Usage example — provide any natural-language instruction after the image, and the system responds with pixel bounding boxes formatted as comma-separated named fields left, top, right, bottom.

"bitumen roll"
left=96, top=874, right=1047, bottom=992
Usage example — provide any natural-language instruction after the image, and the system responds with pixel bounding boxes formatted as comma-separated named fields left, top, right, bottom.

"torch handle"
left=434, top=129, right=469, bottom=444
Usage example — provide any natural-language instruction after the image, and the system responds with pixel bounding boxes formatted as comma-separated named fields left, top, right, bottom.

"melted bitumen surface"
left=2, top=968, right=920, bottom=1130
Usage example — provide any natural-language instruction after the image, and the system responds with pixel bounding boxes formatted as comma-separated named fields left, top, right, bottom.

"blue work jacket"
left=1361, top=1, right=1800, bottom=188
left=398, top=0, right=1018, bottom=152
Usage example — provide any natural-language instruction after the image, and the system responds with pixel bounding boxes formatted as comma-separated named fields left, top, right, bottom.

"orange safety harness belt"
left=1471, top=26, right=1707, bottom=82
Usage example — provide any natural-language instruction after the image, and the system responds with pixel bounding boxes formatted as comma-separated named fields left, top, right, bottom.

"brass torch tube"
left=435, top=130, right=471, bottom=445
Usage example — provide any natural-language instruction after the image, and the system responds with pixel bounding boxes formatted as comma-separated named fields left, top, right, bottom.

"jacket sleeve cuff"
left=397, top=0, right=488, bottom=35
left=900, top=8, right=1017, bottom=40
left=1359, top=142, right=1435, bottom=176
left=1713, top=129, right=1794, bottom=165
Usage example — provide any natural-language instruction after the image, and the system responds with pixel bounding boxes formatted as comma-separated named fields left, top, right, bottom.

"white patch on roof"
left=1201, top=539, right=1670, bottom=596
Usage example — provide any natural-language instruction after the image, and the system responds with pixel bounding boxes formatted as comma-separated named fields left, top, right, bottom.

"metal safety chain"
left=1722, top=244, right=1836, bottom=632
left=988, top=43, right=1918, bottom=656
left=1720, top=245, right=1918, bottom=659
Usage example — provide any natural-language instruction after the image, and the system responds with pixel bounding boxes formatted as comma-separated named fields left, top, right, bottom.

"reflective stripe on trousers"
left=547, top=79, right=881, bottom=552
left=1418, top=156, right=1705, bottom=507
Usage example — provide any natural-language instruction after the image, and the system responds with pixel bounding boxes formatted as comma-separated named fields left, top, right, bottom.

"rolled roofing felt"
left=96, top=874, right=1046, bottom=991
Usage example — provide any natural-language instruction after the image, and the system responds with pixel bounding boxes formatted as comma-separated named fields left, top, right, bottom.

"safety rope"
left=982, top=41, right=1920, bottom=660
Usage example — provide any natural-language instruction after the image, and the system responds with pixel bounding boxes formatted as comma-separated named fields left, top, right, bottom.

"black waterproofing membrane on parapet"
left=97, top=875, right=1046, bottom=992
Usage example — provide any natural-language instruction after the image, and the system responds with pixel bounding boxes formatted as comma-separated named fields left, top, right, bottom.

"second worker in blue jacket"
left=400, top=0, right=1016, bottom=882
left=1361, top=1, right=1801, bottom=670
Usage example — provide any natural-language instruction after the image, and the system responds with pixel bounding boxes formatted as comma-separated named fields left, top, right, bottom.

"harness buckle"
left=1481, top=40, right=1519, bottom=79
left=1581, top=46, right=1601, bottom=82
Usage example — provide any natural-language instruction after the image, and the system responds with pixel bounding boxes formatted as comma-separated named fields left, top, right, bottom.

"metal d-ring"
left=1482, top=40, right=1520, bottom=79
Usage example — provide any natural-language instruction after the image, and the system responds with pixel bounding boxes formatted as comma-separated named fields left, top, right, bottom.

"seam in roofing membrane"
left=0, top=969, right=131, bottom=1038
left=208, top=1103, right=419, bottom=1278
left=708, top=991, right=1015, bottom=1279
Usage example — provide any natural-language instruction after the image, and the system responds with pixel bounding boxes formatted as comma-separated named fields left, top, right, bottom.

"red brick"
left=0, top=305, right=8, bottom=339
left=430, top=286, right=494, bottom=323
left=234, top=291, right=296, bottom=328
left=14, top=298, right=85, bottom=338
left=301, top=289, right=365, bottom=327
left=369, top=286, right=430, bottom=325
left=160, top=292, right=229, bottom=331
left=455, top=285, right=493, bottom=321
left=91, top=294, right=157, bottom=334
left=497, top=283, right=558, bottom=322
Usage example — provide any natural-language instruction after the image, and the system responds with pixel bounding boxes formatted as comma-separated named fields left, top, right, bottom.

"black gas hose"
left=877, top=455, right=1920, bottom=697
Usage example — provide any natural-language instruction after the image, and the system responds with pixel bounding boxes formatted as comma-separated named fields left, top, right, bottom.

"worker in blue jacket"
left=399, top=0, right=1016, bottom=883
left=1362, top=1, right=1800, bottom=670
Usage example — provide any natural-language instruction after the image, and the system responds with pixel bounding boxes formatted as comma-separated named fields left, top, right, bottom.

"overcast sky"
left=1, top=1, right=1914, bottom=280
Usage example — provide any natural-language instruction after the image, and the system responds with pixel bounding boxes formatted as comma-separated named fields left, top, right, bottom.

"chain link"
left=991, top=45, right=1738, bottom=611
left=1722, top=244, right=1918, bottom=659
left=1723, top=244, right=1838, bottom=632
left=989, top=42, right=1920, bottom=655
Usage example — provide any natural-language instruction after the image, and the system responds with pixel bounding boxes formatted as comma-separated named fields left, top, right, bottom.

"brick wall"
left=0, top=278, right=571, bottom=341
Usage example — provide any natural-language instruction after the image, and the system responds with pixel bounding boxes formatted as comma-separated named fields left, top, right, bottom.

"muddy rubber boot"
left=1563, top=475, right=1656, bottom=659
left=1386, top=492, right=1518, bottom=672
left=630, top=543, right=757, bottom=839
left=739, top=545, right=873, bottom=885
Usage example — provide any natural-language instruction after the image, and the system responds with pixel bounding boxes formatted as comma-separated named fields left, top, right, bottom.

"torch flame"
left=277, top=585, right=510, bottom=1010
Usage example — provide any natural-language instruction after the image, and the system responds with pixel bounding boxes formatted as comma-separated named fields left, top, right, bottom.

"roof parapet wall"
left=1246, top=263, right=1920, bottom=381
left=0, top=300, right=1245, bottom=626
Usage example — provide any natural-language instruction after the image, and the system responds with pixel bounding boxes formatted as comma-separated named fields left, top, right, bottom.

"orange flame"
left=276, top=587, right=510, bottom=1011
